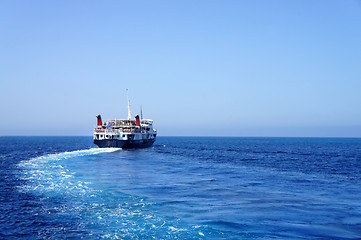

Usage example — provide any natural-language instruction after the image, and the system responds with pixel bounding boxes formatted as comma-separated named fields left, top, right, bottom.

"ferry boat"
left=93, top=93, right=157, bottom=148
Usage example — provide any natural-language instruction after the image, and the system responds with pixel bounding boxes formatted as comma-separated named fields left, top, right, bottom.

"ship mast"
left=140, top=105, right=143, bottom=120
left=126, top=89, right=132, bottom=120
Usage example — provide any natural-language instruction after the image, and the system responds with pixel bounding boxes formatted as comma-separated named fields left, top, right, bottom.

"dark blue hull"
left=94, top=139, right=155, bottom=148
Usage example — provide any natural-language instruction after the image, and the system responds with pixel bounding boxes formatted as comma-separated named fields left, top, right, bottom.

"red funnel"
left=96, top=115, right=102, bottom=126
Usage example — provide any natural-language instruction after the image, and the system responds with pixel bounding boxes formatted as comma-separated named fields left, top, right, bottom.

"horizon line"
left=1, top=135, right=361, bottom=139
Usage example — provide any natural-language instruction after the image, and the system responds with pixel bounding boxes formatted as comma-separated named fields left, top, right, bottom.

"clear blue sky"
left=1, top=0, right=361, bottom=137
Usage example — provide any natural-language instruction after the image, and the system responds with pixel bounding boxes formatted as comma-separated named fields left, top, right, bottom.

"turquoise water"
left=1, top=137, right=361, bottom=239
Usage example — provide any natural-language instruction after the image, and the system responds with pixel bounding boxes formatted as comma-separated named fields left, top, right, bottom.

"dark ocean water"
left=1, top=136, right=361, bottom=239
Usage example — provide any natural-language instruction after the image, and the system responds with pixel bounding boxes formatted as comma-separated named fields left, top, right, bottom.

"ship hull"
left=94, top=139, right=155, bottom=149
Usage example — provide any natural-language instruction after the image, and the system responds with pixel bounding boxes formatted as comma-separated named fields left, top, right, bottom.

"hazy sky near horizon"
left=1, top=0, right=361, bottom=137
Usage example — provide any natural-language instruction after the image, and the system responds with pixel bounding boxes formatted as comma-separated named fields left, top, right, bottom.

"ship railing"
left=95, top=128, right=142, bottom=133
left=94, top=129, right=119, bottom=133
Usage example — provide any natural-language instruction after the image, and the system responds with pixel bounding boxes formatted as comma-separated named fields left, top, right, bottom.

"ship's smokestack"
left=96, top=115, right=102, bottom=127
left=135, top=115, right=140, bottom=127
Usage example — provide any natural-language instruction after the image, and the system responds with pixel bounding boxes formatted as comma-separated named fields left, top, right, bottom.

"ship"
left=93, top=92, right=157, bottom=148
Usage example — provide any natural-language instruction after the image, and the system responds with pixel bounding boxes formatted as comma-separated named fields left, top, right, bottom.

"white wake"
left=17, top=148, right=120, bottom=195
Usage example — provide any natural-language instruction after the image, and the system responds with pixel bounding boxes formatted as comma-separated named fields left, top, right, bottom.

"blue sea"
left=1, top=137, right=361, bottom=239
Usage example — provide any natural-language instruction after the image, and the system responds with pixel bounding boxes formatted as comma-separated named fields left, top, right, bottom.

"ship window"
left=122, top=135, right=125, bottom=137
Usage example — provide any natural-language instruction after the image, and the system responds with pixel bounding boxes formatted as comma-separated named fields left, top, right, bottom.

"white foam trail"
left=19, top=148, right=120, bottom=167
left=17, top=148, right=120, bottom=195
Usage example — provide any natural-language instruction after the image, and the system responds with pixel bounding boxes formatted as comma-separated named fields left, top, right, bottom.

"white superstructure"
left=94, top=118, right=157, bottom=142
